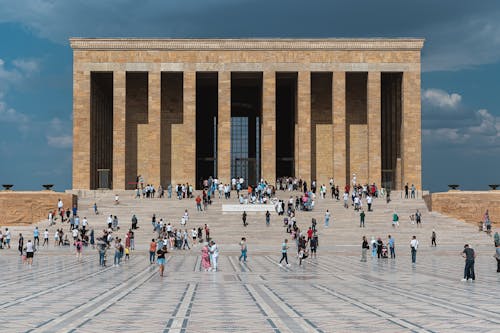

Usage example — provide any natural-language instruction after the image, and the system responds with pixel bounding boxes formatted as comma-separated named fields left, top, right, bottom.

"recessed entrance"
left=276, top=73, right=297, bottom=178
left=231, top=73, right=262, bottom=186
left=90, top=72, right=113, bottom=189
left=196, top=73, right=218, bottom=189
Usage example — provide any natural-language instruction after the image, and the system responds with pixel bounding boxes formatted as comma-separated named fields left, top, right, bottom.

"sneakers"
left=286, top=264, right=291, bottom=267
left=278, top=263, right=283, bottom=267
left=461, top=278, right=467, bottom=282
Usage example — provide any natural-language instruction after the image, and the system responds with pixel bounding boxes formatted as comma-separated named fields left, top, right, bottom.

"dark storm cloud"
left=1, top=0, right=500, bottom=71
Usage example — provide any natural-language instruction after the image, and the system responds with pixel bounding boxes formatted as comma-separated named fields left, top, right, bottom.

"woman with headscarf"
left=201, top=243, right=211, bottom=271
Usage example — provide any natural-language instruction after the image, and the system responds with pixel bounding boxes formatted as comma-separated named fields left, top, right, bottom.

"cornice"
left=69, top=38, right=425, bottom=51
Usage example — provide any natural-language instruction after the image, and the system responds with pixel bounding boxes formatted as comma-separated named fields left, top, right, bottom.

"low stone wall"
left=424, top=191, right=499, bottom=224
left=0, top=191, right=77, bottom=225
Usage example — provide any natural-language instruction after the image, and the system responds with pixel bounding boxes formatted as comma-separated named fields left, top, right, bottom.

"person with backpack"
left=265, top=211, right=271, bottom=226
left=157, top=245, right=168, bottom=277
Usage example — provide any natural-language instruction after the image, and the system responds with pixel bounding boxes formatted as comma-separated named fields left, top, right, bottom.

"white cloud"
left=0, top=100, right=29, bottom=123
left=45, top=117, right=72, bottom=148
left=46, top=135, right=72, bottom=148
left=422, top=88, right=500, bottom=148
left=422, top=89, right=462, bottom=109
left=0, top=58, right=42, bottom=133
left=12, top=59, right=39, bottom=74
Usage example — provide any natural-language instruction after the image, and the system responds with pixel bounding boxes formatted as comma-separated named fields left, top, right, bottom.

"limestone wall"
left=425, top=191, right=499, bottom=224
left=0, top=191, right=77, bottom=225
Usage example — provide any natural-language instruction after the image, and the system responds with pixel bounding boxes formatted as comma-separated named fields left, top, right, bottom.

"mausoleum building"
left=70, top=38, right=424, bottom=190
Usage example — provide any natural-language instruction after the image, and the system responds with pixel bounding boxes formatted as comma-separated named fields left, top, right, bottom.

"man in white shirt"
left=72, top=228, right=79, bottom=244
left=209, top=240, right=219, bottom=272
left=410, top=236, right=419, bottom=264
left=82, top=217, right=88, bottom=231
left=43, top=229, right=49, bottom=247
left=367, top=194, right=373, bottom=211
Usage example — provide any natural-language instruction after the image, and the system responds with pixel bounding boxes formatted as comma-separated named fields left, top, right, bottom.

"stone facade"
left=0, top=191, right=77, bottom=225
left=70, top=38, right=424, bottom=190
left=425, top=191, right=499, bottom=225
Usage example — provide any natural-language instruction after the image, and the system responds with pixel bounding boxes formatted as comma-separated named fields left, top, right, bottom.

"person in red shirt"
left=307, top=227, right=313, bottom=241
left=195, top=195, right=202, bottom=211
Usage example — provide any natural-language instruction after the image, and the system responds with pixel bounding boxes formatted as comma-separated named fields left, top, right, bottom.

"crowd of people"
left=2, top=178, right=499, bottom=282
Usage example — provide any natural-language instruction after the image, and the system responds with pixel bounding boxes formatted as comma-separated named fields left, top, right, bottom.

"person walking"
left=201, top=243, right=211, bottom=271
left=324, top=209, right=330, bottom=227
left=25, top=239, right=35, bottom=268
left=97, top=237, right=107, bottom=267
left=370, top=236, right=377, bottom=258
left=392, top=211, right=399, bottom=228
left=157, top=245, right=168, bottom=277
left=495, top=243, right=500, bottom=273
left=431, top=230, right=437, bottom=247
left=410, top=235, right=419, bottom=264
left=43, top=229, right=49, bottom=247
left=359, top=210, right=365, bottom=228
left=18, top=233, right=24, bottom=256
left=493, top=231, right=499, bottom=247
left=242, top=211, right=247, bottom=227
left=415, top=209, right=422, bottom=227
left=239, top=237, right=247, bottom=263
left=388, top=235, right=395, bottom=259
left=461, top=244, right=476, bottom=281
left=265, top=211, right=271, bottom=227
left=361, top=236, right=369, bottom=262
left=33, top=227, right=40, bottom=247
left=75, top=238, right=83, bottom=261
left=149, top=239, right=157, bottom=264
left=209, top=240, right=219, bottom=272
left=279, top=239, right=290, bottom=267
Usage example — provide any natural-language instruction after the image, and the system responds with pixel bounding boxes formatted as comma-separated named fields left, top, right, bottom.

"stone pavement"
left=1, top=190, right=499, bottom=332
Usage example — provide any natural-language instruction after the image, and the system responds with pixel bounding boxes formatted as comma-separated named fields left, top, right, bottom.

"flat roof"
left=70, top=38, right=424, bottom=51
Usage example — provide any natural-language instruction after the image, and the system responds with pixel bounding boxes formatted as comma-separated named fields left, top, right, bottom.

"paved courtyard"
left=1, top=249, right=499, bottom=332
left=1, top=191, right=499, bottom=332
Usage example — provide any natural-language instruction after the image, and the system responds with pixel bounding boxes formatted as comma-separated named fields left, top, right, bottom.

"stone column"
left=261, top=71, right=276, bottom=183
left=402, top=71, right=422, bottom=190
left=148, top=70, right=162, bottom=186
left=296, top=71, right=311, bottom=184
left=112, top=70, right=126, bottom=189
left=72, top=70, right=91, bottom=189
left=332, top=71, right=346, bottom=187
left=367, top=71, right=382, bottom=187
left=217, top=71, right=231, bottom=184
left=171, top=71, right=196, bottom=186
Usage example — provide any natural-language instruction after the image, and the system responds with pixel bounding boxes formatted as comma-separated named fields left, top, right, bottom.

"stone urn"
left=447, top=184, right=460, bottom=191
left=42, top=184, right=54, bottom=191
left=2, top=184, right=13, bottom=190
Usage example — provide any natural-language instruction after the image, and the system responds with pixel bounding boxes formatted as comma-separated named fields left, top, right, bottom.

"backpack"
left=76, top=242, right=81, bottom=251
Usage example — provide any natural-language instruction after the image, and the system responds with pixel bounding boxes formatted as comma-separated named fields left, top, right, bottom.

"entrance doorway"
left=276, top=73, right=297, bottom=178
left=196, top=73, right=218, bottom=189
left=231, top=73, right=262, bottom=186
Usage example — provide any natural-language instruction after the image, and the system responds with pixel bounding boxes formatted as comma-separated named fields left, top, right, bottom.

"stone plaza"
left=1, top=191, right=498, bottom=332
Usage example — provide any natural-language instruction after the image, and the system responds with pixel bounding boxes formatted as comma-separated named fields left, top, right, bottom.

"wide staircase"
left=40, top=189, right=493, bottom=256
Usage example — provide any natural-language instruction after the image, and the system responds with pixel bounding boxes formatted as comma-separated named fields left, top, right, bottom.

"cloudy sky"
left=0, top=0, right=499, bottom=192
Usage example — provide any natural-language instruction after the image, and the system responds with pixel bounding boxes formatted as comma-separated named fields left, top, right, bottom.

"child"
left=125, top=246, right=130, bottom=261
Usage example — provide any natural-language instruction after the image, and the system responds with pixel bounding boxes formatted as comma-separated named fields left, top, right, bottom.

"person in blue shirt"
left=33, top=227, right=40, bottom=247
left=388, top=235, right=395, bottom=259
